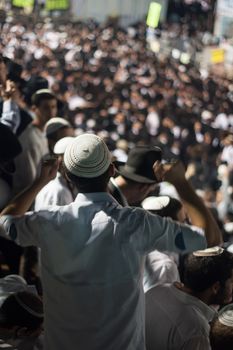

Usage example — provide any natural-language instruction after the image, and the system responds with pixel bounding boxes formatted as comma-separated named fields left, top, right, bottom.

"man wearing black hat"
left=109, top=145, right=162, bottom=206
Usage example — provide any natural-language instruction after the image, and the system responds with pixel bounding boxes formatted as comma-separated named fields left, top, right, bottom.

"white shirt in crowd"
left=145, top=110, right=160, bottom=136
left=145, top=283, right=216, bottom=350
left=0, top=193, right=206, bottom=350
left=143, top=250, right=180, bottom=292
left=34, top=172, right=74, bottom=210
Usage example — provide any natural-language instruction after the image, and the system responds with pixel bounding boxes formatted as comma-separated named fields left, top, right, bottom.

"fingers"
left=153, top=160, right=166, bottom=182
left=2, top=80, right=16, bottom=99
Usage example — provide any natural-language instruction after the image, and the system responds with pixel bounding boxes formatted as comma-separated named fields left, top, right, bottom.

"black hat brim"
left=118, top=166, right=157, bottom=184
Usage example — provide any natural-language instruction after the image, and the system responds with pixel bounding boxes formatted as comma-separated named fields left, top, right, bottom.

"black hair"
left=65, top=165, right=111, bottom=193
left=0, top=291, right=43, bottom=331
left=151, top=197, right=182, bottom=221
left=210, top=318, right=233, bottom=350
left=31, top=92, right=56, bottom=107
left=183, top=250, right=233, bottom=292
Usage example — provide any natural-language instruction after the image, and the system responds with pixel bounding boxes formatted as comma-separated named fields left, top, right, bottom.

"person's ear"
left=64, top=169, right=72, bottom=183
left=211, top=281, right=221, bottom=295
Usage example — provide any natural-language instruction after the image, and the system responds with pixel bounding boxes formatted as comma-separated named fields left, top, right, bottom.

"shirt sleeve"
left=0, top=213, right=40, bottom=247
left=128, top=208, right=207, bottom=255
left=1, top=100, right=21, bottom=134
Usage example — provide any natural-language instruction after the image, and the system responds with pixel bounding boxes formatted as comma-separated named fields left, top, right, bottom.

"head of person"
left=23, top=75, right=49, bottom=107
left=31, top=89, right=57, bottom=125
left=141, top=195, right=186, bottom=222
left=53, top=136, right=75, bottom=172
left=183, top=248, right=233, bottom=305
left=0, top=291, right=43, bottom=341
left=45, top=117, right=75, bottom=153
left=64, top=133, right=114, bottom=193
left=116, top=146, right=162, bottom=205
left=210, top=304, right=233, bottom=350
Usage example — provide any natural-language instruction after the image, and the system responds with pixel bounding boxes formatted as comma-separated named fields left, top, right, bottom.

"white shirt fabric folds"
left=145, top=284, right=216, bottom=350
left=0, top=192, right=207, bottom=350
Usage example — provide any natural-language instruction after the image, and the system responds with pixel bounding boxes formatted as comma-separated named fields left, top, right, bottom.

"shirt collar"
left=171, top=284, right=217, bottom=322
left=75, top=192, right=120, bottom=205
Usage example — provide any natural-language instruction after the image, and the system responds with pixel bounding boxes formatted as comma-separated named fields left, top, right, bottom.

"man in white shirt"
left=34, top=136, right=75, bottom=210
left=145, top=247, right=233, bottom=350
left=0, top=134, right=222, bottom=350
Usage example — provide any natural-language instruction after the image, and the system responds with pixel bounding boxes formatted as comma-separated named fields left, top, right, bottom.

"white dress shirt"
left=0, top=193, right=206, bottom=350
left=34, top=172, right=74, bottom=210
left=145, top=284, right=216, bottom=350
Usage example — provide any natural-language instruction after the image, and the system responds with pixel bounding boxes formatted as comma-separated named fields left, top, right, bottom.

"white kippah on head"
left=45, top=117, right=71, bottom=137
left=53, top=137, right=75, bottom=155
left=141, top=196, right=170, bottom=211
left=64, top=134, right=112, bottom=178
left=193, top=247, right=224, bottom=257
left=218, top=304, right=233, bottom=327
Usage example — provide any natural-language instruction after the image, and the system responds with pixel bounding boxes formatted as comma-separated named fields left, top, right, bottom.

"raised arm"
left=0, top=158, right=59, bottom=216
left=153, top=161, right=223, bottom=247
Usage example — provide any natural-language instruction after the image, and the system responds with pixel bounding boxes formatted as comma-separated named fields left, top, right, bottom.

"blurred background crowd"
left=0, top=0, right=233, bottom=348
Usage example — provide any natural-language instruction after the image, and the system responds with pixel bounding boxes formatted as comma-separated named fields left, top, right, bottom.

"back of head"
left=64, top=133, right=112, bottom=192
left=23, top=75, right=49, bottom=106
left=183, top=248, right=233, bottom=293
left=45, top=117, right=72, bottom=139
left=141, top=196, right=182, bottom=220
left=0, top=291, right=43, bottom=331
left=31, top=89, right=56, bottom=107
left=210, top=304, right=233, bottom=350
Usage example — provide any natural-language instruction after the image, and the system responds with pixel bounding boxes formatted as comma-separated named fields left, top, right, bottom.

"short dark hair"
left=0, top=291, right=43, bottom=331
left=183, top=250, right=233, bottom=292
left=32, top=92, right=56, bottom=107
left=151, top=197, right=182, bottom=221
left=210, top=319, right=233, bottom=350
left=65, top=165, right=111, bottom=193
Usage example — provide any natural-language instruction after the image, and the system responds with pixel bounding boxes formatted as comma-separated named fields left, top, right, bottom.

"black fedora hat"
left=118, top=146, right=162, bottom=184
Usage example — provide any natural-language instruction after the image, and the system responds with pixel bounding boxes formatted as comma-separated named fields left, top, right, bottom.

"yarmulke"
left=34, top=88, right=54, bottom=96
left=218, top=304, right=233, bottom=327
left=53, top=137, right=75, bottom=155
left=45, top=117, right=71, bottom=137
left=141, top=196, right=170, bottom=211
left=193, top=247, right=224, bottom=257
left=64, top=134, right=112, bottom=178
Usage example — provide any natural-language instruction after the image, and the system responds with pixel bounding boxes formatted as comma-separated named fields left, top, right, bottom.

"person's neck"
left=32, top=118, right=44, bottom=131
left=173, top=282, right=211, bottom=305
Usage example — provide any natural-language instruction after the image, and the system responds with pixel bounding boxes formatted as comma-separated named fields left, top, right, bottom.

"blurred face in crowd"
left=35, top=98, right=57, bottom=124
left=212, top=270, right=233, bottom=305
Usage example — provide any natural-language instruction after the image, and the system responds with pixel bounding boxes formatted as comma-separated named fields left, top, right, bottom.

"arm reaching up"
left=153, top=161, right=223, bottom=247
left=0, top=157, right=59, bottom=216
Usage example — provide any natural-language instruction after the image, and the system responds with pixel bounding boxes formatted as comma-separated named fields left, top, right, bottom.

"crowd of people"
left=0, top=13, right=233, bottom=350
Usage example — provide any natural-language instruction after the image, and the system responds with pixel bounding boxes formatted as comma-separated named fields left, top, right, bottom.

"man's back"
left=8, top=190, right=206, bottom=350
left=18, top=193, right=147, bottom=350
left=145, top=284, right=215, bottom=350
